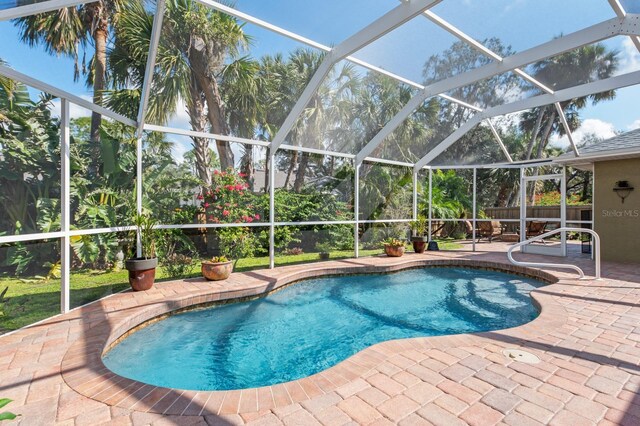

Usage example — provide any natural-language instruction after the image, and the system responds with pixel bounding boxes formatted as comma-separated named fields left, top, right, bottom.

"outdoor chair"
left=526, top=221, right=548, bottom=242
left=477, top=220, right=502, bottom=242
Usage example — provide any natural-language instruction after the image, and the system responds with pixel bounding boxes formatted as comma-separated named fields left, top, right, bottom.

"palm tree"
left=223, top=57, right=264, bottom=188
left=107, top=0, right=250, bottom=185
left=15, top=0, right=124, bottom=177
left=520, top=43, right=619, bottom=160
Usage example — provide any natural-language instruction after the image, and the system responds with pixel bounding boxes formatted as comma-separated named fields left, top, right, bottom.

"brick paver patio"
left=1, top=246, right=639, bottom=425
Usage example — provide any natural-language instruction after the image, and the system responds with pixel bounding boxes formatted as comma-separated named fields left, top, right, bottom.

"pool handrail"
left=507, top=227, right=601, bottom=280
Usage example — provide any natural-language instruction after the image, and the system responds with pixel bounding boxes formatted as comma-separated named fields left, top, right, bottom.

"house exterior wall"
left=594, top=158, right=640, bottom=264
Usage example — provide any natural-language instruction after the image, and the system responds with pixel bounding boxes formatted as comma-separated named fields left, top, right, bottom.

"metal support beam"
left=472, top=167, right=477, bottom=252
left=486, top=119, right=513, bottom=162
left=428, top=168, right=433, bottom=241
left=269, top=153, right=276, bottom=268
left=520, top=167, right=526, bottom=243
left=554, top=102, right=580, bottom=157
left=0, top=0, right=89, bottom=21
left=608, top=0, right=640, bottom=52
left=136, top=135, right=143, bottom=258
left=0, top=65, right=136, bottom=127
left=412, top=171, right=418, bottom=221
left=271, top=0, right=441, bottom=153
left=357, top=16, right=633, bottom=165
left=135, top=0, right=166, bottom=138
left=413, top=69, right=640, bottom=170
left=423, top=10, right=555, bottom=94
left=195, top=0, right=479, bottom=112
left=354, top=163, right=360, bottom=258
left=60, top=99, right=71, bottom=313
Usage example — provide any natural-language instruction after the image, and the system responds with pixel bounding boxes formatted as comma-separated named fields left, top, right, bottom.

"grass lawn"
left=0, top=241, right=461, bottom=333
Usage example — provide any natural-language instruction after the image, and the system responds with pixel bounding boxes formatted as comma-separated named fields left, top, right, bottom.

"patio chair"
left=526, top=221, right=548, bottom=242
left=477, top=220, right=502, bottom=242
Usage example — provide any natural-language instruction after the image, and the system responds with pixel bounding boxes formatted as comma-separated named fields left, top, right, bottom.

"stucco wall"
left=594, top=158, right=640, bottom=264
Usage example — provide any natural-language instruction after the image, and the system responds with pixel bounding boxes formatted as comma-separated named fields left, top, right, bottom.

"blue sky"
left=1, top=0, right=640, bottom=155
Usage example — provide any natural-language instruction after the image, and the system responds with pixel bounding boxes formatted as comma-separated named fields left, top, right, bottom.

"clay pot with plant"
left=201, top=226, right=257, bottom=281
left=410, top=215, right=429, bottom=254
left=316, top=242, right=331, bottom=260
left=201, top=256, right=233, bottom=281
left=383, top=238, right=406, bottom=257
left=124, top=213, right=158, bottom=291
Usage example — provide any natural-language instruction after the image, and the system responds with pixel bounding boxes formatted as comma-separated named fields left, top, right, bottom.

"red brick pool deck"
left=1, top=246, right=639, bottom=425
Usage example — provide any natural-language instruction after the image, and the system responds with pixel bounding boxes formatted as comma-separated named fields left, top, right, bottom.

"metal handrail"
left=507, top=227, right=601, bottom=280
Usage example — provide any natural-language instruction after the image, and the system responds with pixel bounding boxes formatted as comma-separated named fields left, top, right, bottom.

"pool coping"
left=59, top=256, right=568, bottom=416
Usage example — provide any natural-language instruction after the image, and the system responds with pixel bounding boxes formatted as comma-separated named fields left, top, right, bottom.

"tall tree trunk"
left=189, top=40, right=235, bottom=171
left=528, top=111, right=557, bottom=204
left=265, top=148, right=270, bottom=194
left=240, top=144, right=255, bottom=190
left=89, top=10, right=108, bottom=178
left=283, top=150, right=297, bottom=189
left=187, top=76, right=211, bottom=187
left=525, top=107, right=545, bottom=160
left=536, top=110, right=557, bottom=159
left=293, top=151, right=309, bottom=192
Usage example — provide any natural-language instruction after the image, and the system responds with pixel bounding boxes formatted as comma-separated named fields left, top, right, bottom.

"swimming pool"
left=102, top=267, right=544, bottom=390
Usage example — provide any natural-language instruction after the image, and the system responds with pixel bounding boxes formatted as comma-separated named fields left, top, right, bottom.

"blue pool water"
left=103, top=268, right=544, bottom=390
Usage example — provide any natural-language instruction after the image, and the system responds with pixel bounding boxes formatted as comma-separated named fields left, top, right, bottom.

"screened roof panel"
left=147, top=12, right=324, bottom=135
left=429, top=123, right=508, bottom=166
left=373, top=97, right=477, bottom=163
left=430, top=0, right=615, bottom=56
left=521, top=36, right=639, bottom=95
left=620, top=0, right=640, bottom=13
left=223, top=0, right=395, bottom=47
left=351, top=12, right=490, bottom=86
left=0, top=0, right=46, bottom=11
left=0, top=19, right=95, bottom=105
left=282, top=59, right=418, bottom=154
left=443, top=71, right=533, bottom=110
left=0, top=0, right=154, bottom=123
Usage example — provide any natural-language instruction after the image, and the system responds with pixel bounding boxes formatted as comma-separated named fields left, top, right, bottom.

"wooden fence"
left=483, top=205, right=592, bottom=222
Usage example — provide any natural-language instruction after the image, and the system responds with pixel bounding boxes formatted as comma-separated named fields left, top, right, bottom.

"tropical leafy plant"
left=133, top=212, right=157, bottom=259
left=410, top=215, right=428, bottom=237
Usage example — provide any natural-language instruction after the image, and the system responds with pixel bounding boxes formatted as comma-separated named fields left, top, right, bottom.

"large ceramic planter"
left=384, top=245, right=405, bottom=257
left=411, top=236, right=428, bottom=254
left=124, top=257, right=157, bottom=291
left=201, top=260, right=233, bottom=281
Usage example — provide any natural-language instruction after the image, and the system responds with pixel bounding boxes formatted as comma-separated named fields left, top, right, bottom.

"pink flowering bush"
left=198, top=169, right=262, bottom=224
left=198, top=169, right=263, bottom=262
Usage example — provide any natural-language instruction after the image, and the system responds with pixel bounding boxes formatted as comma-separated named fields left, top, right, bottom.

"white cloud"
left=627, top=119, right=640, bottom=130
left=48, top=96, right=94, bottom=120
left=617, top=37, right=640, bottom=75
left=550, top=118, right=616, bottom=149
left=166, top=97, right=192, bottom=130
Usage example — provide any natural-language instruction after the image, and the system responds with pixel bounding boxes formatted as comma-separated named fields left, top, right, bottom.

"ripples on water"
left=103, top=267, right=543, bottom=390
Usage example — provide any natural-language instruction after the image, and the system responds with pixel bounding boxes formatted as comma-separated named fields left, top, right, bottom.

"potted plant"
left=383, top=238, right=405, bottom=257
left=125, top=213, right=158, bottom=291
left=316, top=242, right=331, bottom=260
left=201, top=226, right=257, bottom=281
left=410, top=215, right=429, bottom=253
left=201, top=256, right=233, bottom=281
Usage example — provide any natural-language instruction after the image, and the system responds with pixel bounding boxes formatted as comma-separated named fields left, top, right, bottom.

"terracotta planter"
left=411, top=236, right=428, bottom=254
left=125, top=257, right=157, bottom=291
left=384, top=245, right=405, bottom=257
left=201, top=260, right=233, bottom=281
